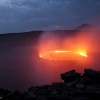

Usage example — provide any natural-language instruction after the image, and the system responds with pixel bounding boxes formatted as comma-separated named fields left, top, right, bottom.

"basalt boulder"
left=83, top=69, right=100, bottom=82
left=60, top=70, right=81, bottom=82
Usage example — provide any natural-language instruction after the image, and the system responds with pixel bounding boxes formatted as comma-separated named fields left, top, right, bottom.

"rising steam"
left=38, top=26, right=100, bottom=69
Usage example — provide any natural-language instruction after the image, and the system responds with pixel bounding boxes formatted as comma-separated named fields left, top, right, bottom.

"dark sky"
left=0, top=0, right=100, bottom=33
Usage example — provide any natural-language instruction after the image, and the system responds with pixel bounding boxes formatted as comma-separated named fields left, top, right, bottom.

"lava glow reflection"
left=39, top=50, right=87, bottom=60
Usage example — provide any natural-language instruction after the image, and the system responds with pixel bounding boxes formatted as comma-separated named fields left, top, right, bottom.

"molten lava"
left=39, top=50, right=87, bottom=61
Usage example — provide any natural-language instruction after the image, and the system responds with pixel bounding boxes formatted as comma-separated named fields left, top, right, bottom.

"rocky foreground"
left=1, top=69, right=100, bottom=100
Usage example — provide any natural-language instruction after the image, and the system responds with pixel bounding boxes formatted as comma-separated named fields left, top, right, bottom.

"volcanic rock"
left=4, top=90, right=25, bottom=100
left=76, top=83, right=85, bottom=89
left=60, top=70, right=81, bottom=82
left=1, top=68, right=100, bottom=100
left=0, top=88, right=10, bottom=97
left=83, top=69, right=100, bottom=82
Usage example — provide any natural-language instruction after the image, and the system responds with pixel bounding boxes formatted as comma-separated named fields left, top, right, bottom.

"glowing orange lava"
left=39, top=50, right=87, bottom=60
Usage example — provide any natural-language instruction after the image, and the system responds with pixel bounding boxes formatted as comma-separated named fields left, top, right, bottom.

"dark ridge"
left=1, top=69, right=100, bottom=100
left=75, top=24, right=94, bottom=30
left=0, top=30, right=80, bottom=47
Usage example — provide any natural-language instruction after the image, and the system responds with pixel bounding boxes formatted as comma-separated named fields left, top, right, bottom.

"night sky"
left=0, top=0, right=100, bottom=33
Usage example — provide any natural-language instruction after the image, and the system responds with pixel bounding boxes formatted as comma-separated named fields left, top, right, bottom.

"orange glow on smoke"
left=38, top=31, right=91, bottom=62
left=39, top=50, right=87, bottom=60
